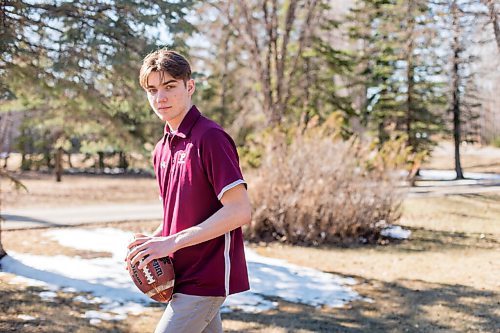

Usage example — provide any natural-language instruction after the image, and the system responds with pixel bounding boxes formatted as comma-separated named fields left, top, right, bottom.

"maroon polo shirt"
left=152, top=105, right=250, bottom=297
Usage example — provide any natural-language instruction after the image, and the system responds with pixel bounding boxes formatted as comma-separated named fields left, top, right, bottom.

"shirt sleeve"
left=200, top=128, right=247, bottom=201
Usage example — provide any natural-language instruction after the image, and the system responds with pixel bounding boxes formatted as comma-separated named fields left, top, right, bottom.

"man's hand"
left=124, top=232, right=149, bottom=270
left=125, top=235, right=177, bottom=270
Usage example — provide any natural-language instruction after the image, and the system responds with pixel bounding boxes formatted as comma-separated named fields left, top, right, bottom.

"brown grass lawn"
left=1, top=172, right=158, bottom=209
left=1, top=193, right=499, bottom=332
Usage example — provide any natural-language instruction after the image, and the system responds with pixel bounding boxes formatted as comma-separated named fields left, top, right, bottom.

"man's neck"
left=167, top=103, right=193, bottom=132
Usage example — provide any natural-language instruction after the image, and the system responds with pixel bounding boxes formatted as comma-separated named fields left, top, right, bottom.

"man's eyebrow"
left=146, top=79, right=178, bottom=89
left=161, top=79, right=178, bottom=86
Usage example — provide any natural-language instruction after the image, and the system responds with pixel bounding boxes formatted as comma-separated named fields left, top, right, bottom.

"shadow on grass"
left=1, top=214, right=60, bottom=227
left=0, top=285, right=126, bottom=333
left=387, top=227, right=499, bottom=253
left=312, top=226, right=498, bottom=254
left=223, top=275, right=499, bottom=333
left=457, top=192, right=500, bottom=202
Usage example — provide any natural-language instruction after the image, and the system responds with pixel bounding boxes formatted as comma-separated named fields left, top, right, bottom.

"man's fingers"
left=127, top=237, right=149, bottom=249
left=130, top=249, right=149, bottom=268
left=127, top=242, right=147, bottom=262
left=138, top=256, right=153, bottom=270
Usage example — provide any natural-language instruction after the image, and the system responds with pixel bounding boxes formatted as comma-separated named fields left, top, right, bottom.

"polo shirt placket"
left=152, top=105, right=250, bottom=297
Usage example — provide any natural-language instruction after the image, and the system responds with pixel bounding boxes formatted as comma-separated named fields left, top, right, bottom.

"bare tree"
left=207, top=0, right=321, bottom=126
left=483, top=0, right=500, bottom=52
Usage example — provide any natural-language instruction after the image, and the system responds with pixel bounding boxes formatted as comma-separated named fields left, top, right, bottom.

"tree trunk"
left=220, top=26, right=230, bottom=124
left=0, top=180, right=6, bottom=259
left=44, top=149, right=52, bottom=170
left=452, top=0, right=464, bottom=180
left=406, top=0, right=416, bottom=151
left=0, top=224, right=5, bottom=259
left=67, top=151, right=73, bottom=168
left=486, top=0, right=500, bottom=52
left=0, top=238, right=6, bottom=259
left=55, top=147, right=63, bottom=182
left=98, top=151, right=105, bottom=171
left=21, top=153, right=31, bottom=171
left=118, top=151, right=129, bottom=170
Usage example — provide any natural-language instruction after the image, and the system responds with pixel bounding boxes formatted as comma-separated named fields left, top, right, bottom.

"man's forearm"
left=173, top=203, right=251, bottom=252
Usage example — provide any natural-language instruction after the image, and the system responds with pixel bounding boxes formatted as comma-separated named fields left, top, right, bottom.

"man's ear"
left=187, top=79, right=195, bottom=96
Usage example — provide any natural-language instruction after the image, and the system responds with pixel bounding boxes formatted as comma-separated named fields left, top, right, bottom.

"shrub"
left=245, top=122, right=405, bottom=246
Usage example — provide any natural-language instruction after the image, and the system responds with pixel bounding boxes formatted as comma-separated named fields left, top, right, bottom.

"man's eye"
left=148, top=89, right=157, bottom=94
left=165, top=85, right=174, bottom=90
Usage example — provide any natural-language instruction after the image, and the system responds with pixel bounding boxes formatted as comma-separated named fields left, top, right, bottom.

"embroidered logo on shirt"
left=160, top=161, right=166, bottom=169
left=178, top=152, right=187, bottom=164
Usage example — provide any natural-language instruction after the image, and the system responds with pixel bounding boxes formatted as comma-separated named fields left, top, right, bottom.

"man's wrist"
left=172, top=230, right=190, bottom=253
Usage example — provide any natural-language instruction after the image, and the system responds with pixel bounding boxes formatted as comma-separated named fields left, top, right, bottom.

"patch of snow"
left=74, top=295, right=106, bottom=304
left=243, top=250, right=360, bottom=309
left=17, top=314, right=36, bottom=321
left=89, top=318, right=102, bottom=325
left=84, top=310, right=126, bottom=321
left=39, top=291, right=57, bottom=301
left=101, top=301, right=147, bottom=316
left=418, top=169, right=500, bottom=181
left=222, top=293, right=277, bottom=313
left=381, top=226, right=412, bottom=239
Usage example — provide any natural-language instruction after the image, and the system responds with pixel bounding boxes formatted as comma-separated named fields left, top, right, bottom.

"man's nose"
left=156, top=90, right=168, bottom=103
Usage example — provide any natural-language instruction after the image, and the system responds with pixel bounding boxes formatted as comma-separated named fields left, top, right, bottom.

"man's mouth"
left=158, top=106, right=171, bottom=111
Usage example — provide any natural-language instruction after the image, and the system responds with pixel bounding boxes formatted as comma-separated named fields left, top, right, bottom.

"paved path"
left=2, top=202, right=162, bottom=230
left=408, top=179, right=500, bottom=197
left=2, top=170, right=499, bottom=230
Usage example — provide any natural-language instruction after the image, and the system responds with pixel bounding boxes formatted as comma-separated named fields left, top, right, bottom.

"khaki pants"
left=154, top=293, right=226, bottom=333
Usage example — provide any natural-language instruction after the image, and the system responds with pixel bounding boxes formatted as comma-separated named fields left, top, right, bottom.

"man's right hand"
left=124, top=233, right=149, bottom=270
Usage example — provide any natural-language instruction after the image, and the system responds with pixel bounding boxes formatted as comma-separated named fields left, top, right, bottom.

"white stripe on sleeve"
left=224, top=232, right=231, bottom=296
left=217, top=179, right=246, bottom=201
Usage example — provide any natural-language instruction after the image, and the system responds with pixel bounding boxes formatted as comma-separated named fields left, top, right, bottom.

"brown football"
left=128, top=256, right=175, bottom=303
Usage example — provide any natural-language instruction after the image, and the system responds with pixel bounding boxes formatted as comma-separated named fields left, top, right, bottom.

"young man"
left=125, top=49, right=251, bottom=333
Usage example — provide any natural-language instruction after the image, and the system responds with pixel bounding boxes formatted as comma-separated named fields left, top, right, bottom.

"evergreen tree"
left=347, top=0, right=446, bottom=156
left=347, top=0, right=404, bottom=144
left=0, top=1, right=196, bottom=170
left=0, top=0, right=196, bottom=258
left=398, top=0, right=447, bottom=153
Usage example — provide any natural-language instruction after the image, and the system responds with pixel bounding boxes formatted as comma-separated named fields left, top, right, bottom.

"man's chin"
left=154, top=112, right=169, bottom=122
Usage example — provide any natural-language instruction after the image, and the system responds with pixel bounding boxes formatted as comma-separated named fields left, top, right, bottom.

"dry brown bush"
left=245, top=125, right=405, bottom=246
